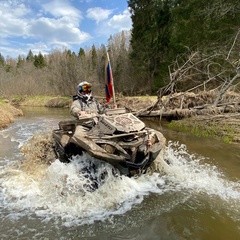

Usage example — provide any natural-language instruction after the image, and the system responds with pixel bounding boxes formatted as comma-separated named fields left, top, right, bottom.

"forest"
left=0, top=0, right=239, bottom=100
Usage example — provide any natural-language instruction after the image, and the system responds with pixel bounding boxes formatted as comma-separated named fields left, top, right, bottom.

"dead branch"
left=214, top=72, right=240, bottom=106
left=226, top=29, right=240, bottom=60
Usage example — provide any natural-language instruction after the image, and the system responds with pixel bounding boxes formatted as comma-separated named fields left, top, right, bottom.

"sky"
left=0, top=0, right=132, bottom=59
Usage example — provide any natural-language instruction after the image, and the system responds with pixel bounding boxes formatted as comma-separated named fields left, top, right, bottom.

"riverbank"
left=0, top=102, right=23, bottom=129
left=0, top=95, right=155, bottom=128
left=168, top=113, right=240, bottom=143
left=1, top=94, right=240, bottom=143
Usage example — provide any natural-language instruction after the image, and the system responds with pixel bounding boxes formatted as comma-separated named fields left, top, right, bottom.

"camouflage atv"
left=52, top=108, right=166, bottom=177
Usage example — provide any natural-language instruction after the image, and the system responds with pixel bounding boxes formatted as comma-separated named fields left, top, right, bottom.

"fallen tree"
left=136, top=31, right=240, bottom=120
left=137, top=91, right=240, bottom=120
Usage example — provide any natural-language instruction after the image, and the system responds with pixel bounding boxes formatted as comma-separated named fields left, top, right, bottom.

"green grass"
left=0, top=96, right=7, bottom=105
left=18, top=95, right=71, bottom=107
left=169, top=120, right=235, bottom=143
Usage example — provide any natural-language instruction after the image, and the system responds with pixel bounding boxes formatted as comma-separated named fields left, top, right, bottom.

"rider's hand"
left=78, top=111, right=86, bottom=117
left=78, top=111, right=93, bottom=119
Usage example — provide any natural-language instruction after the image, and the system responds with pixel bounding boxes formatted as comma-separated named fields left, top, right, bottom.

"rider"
left=70, top=81, right=103, bottom=119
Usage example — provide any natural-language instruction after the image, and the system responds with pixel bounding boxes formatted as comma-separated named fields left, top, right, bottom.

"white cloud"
left=107, top=9, right=132, bottom=31
left=27, top=17, right=91, bottom=44
left=32, top=1, right=91, bottom=45
left=0, top=1, right=30, bottom=17
left=0, top=2, right=30, bottom=37
left=95, top=9, right=132, bottom=38
left=86, top=7, right=113, bottom=24
left=42, top=0, right=82, bottom=22
left=0, top=0, right=132, bottom=58
left=0, top=0, right=91, bottom=55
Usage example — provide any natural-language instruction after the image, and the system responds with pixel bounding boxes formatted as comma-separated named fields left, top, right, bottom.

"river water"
left=0, top=107, right=239, bottom=240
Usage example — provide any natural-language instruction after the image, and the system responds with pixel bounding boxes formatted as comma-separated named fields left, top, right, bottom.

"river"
left=0, top=107, right=239, bottom=240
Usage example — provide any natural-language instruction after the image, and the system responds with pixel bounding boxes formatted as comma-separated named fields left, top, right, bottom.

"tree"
left=91, top=44, right=98, bottom=69
left=26, top=49, right=34, bottom=62
left=33, top=52, right=47, bottom=68
left=0, top=53, right=5, bottom=67
left=170, top=0, right=240, bottom=54
left=78, top=48, right=85, bottom=58
left=128, top=0, right=173, bottom=94
left=114, top=31, right=132, bottom=94
left=128, top=0, right=240, bottom=94
left=17, top=55, right=25, bottom=68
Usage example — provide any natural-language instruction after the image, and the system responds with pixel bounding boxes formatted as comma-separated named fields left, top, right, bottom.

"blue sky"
left=0, top=0, right=132, bottom=59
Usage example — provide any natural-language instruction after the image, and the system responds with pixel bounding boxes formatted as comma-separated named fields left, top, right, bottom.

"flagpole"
left=106, top=51, right=117, bottom=107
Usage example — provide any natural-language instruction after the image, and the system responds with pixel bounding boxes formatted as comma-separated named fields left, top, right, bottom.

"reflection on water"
left=0, top=108, right=239, bottom=239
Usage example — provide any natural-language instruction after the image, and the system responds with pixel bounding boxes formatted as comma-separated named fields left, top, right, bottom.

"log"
left=137, top=106, right=240, bottom=119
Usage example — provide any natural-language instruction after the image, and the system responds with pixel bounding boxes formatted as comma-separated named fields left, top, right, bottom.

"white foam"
left=163, top=141, right=240, bottom=201
left=1, top=136, right=239, bottom=226
left=0, top=152, right=166, bottom=226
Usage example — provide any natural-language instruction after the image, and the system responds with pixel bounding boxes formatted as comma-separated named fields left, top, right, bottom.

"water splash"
left=162, top=141, right=240, bottom=223
left=0, top=153, right=165, bottom=226
left=0, top=135, right=239, bottom=226
left=163, top=141, right=240, bottom=201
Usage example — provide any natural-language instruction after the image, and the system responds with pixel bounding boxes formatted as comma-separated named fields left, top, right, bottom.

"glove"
left=78, top=111, right=86, bottom=117
left=78, top=111, right=94, bottom=119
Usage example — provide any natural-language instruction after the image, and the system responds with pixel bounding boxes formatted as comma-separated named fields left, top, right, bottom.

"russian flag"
left=105, top=52, right=113, bottom=103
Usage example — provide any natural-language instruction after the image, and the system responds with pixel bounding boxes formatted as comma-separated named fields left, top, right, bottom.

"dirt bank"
left=0, top=103, right=23, bottom=129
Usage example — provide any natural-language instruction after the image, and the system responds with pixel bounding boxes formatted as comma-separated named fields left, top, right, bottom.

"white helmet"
left=77, top=81, right=93, bottom=102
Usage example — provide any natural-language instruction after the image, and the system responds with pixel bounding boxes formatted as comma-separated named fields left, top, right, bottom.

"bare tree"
left=159, top=29, right=240, bottom=106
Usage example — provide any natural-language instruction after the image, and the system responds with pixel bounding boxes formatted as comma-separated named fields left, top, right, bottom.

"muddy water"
left=0, top=107, right=239, bottom=240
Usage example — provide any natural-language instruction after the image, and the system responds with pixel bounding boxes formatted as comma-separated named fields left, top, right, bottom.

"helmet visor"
left=80, top=83, right=92, bottom=93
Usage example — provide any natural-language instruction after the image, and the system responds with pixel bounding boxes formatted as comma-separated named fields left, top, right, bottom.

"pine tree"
left=128, top=0, right=173, bottom=93
left=26, top=49, right=34, bottom=62
left=91, top=44, right=97, bottom=69
left=78, top=48, right=85, bottom=58
left=17, top=55, right=25, bottom=68
left=33, top=52, right=47, bottom=68
left=0, top=53, right=5, bottom=66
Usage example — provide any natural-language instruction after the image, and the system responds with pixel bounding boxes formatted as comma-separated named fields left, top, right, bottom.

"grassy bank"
left=169, top=114, right=240, bottom=143
left=13, top=95, right=71, bottom=107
